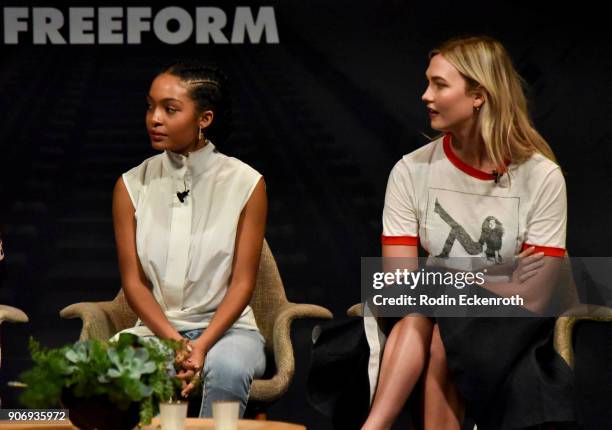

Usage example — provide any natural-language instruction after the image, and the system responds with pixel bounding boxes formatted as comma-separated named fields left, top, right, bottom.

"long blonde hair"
left=430, top=36, right=557, bottom=171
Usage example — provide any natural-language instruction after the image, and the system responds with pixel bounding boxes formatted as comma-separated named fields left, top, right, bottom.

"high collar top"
left=162, top=140, right=218, bottom=179
left=115, top=143, right=263, bottom=338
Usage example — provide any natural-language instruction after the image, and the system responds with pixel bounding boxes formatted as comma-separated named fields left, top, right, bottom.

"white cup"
left=159, top=400, right=188, bottom=430
left=212, top=400, right=240, bottom=430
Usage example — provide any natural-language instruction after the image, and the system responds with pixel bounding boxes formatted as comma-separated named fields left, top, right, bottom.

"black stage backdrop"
left=1, top=1, right=611, bottom=429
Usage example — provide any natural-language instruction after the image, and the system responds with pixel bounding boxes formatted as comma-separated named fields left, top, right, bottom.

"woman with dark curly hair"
left=479, top=216, right=504, bottom=264
left=111, top=60, right=267, bottom=418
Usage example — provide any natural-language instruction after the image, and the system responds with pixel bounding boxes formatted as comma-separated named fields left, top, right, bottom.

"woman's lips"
left=150, top=132, right=167, bottom=141
left=428, top=108, right=439, bottom=117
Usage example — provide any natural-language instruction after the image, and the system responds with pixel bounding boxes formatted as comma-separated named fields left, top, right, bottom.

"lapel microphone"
left=492, top=170, right=503, bottom=184
left=177, top=190, right=190, bottom=203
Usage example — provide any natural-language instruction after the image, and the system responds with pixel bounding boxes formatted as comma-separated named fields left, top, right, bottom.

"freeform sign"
left=3, top=6, right=279, bottom=44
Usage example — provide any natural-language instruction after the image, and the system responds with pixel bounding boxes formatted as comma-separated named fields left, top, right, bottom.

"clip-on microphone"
left=177, top=190, right=190, bottom=203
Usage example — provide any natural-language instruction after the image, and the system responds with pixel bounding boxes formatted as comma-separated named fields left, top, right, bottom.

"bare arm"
left=384, top=243, right=556, bottom=314
left=379, top=244, right=419, bottom=296
left=382, top=243, right=419, bottom=271
left=383, top=244, right=418, bottom=260
left=424, top=246, right=558, bottom=314
left=192, top=178, right=267, bottom=353
left=112, top=177, right=183, bottom=342
left=480, top=255, right=562, bottom=314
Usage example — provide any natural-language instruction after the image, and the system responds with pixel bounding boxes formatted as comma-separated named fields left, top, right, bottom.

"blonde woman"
left=363, top=36, right=576, bottom=430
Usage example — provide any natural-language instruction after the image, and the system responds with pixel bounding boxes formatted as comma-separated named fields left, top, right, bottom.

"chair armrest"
left=347, top=303, right=364, bottom=317
left=554, top=304, right=612, bottom=368
left=0, top=305, right=28, bottom=324
left=59, top=302, right=115, bottom=341
left=250, top=302, right=332, bottom=403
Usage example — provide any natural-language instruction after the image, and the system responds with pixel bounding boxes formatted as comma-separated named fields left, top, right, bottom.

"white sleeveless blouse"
left=116, top=141, right=262, bottom=338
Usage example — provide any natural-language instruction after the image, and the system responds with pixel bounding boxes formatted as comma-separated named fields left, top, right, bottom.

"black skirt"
left=436, top=314, right=578, bottom=430
left=310, top=275, right=579, bottom=430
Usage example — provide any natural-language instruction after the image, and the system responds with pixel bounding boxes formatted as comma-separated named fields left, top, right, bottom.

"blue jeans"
left=179, top=328, right=266, bottom=418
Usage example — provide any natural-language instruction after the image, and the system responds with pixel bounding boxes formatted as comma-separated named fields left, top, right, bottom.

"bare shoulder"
left=245, top=177, right=267, bottom=212
left=112, top=176, right=134, bottom=214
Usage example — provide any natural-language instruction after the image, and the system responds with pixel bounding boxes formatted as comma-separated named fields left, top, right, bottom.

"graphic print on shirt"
left=434, top=199, right=504, bottom=263
left=479, top=215, right=504, bottom=263
left=425, top=188, right=519, bottom=266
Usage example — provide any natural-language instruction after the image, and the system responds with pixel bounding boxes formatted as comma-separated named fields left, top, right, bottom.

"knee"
left=389, top=315, right=433, bottom=356
left=398, top=314, right=431, bottom=329
left=396, top=314, right=433, bottom=339
left=204, top=356, right=254, bottom=395
left=428, top=328, right=447, bottom=371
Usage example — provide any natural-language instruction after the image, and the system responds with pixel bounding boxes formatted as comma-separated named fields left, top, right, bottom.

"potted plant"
left=18, top=333, right=199, bottom=429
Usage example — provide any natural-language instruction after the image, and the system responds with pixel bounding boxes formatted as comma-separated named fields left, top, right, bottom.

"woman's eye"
left=146, top=104, right=152, bottom=110
left=166, top=107, right=177, bottom=113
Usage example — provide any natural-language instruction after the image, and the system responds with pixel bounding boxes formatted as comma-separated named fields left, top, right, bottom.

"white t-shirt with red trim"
left=382, top=134, right=567, bottom=269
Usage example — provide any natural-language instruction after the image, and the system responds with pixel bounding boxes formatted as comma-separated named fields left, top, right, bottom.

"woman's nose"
left=151, top=109, right=163, bottom=125
left=421, top=86, right=432, bottom=103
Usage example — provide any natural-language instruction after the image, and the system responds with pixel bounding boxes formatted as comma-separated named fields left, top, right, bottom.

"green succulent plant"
left=19, top=333, right=195, bottom=425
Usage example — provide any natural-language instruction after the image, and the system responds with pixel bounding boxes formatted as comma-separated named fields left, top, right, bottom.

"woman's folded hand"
left=512, top=246, right=545, bottom=284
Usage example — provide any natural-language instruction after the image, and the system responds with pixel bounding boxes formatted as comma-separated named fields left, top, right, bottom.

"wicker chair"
left=59, top=239, right=333, bottom=415
left=347, top=255, right=612, bottom=369
left=0, top=304, right=29, bottom=408
left=0, top=305, right=29, bottom=368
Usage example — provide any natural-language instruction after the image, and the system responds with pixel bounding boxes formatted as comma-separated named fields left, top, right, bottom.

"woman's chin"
left=151, top=141, right=170, bottom=151
left=429, top=122, right=446, bottom=133
left=429, top=118, right=452, bottom=133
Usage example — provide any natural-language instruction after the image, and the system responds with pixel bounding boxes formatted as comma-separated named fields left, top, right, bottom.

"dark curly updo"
left=159, top=59, right=232, bottom=144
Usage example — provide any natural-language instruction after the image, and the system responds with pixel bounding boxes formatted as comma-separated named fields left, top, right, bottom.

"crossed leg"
left=422, top=323, right=464, bottom=430
left=361, top=315, right=434, bottom=430
left=362, top=318, right=465, bottom=430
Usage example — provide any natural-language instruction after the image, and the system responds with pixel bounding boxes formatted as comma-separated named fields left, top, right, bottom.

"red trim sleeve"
left=381, top=235, right=419, bottom=246
left=521, top=243, right=566, bottom=257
